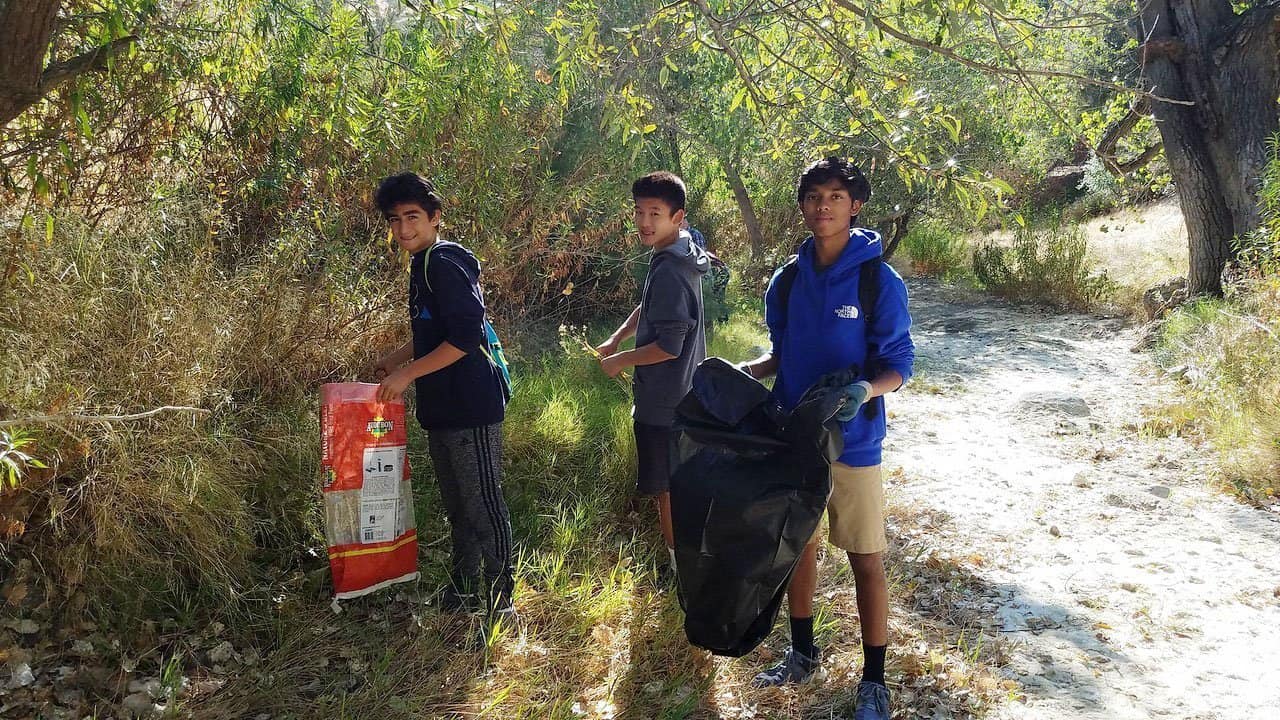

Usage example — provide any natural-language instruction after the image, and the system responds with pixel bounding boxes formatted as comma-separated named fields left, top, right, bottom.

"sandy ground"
left=883, top=278, right=1280, bottom=719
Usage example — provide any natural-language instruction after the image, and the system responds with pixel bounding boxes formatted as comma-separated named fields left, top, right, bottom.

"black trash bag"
left=670, top=357, right=846, bottom=657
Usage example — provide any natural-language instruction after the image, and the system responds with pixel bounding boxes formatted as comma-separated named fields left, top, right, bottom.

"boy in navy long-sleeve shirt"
left=740, top=158, right=913, bottom=720
left=371, top=172, right=515, bottom=623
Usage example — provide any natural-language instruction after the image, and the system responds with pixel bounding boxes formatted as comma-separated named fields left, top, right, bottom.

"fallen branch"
left=0, top=405, right=211, bottom=428
left=1217, top=309, right=1278, bottom=339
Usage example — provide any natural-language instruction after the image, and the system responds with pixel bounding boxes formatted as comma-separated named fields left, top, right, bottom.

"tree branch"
left=1114, top=142, right=1163, bottom=174
left=828, top=0, right=1195, bottom=106
left=1095, top=97, right=1154, bottom=174
left=38, top=34, right=138, bottom=94
left=0, top=406, right=212, bottom=428
left=691, top=0, right=769, bottom=126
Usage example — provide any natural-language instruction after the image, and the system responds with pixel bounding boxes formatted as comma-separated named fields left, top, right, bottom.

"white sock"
left=667, top=546, right=677, bottom=569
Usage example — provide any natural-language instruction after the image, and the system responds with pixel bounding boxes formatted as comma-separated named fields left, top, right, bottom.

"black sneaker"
left=751, top=646, right=824, bottom=687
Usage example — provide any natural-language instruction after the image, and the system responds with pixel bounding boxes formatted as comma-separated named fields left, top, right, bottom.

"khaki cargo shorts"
left=821, top=463, right=887, bottom=554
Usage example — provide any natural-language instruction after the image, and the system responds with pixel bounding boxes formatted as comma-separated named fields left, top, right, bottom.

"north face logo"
left=835, top=305, right=860, bottom=319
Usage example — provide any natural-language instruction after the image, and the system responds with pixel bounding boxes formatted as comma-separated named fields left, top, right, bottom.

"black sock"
left=790, top=616, right=816, bottom=658
left=862, top=643, right=886, bottom=686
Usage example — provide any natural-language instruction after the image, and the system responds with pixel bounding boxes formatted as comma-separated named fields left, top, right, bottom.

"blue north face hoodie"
left=764, top=228, right=915, bottom=467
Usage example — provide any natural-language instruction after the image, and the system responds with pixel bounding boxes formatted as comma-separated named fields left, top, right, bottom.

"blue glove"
left=835, top=380, right=874, bottom=422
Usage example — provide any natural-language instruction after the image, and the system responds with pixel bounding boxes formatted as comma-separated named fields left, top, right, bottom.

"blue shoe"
left=751, top=646, right=823, bottom=687
left=853, top=680, right=890, bottom=719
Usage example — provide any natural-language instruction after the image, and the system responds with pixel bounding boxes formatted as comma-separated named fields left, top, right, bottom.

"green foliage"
left=902, top=222, right=971, bottom=280
left=1151, top=136, right=1280, bottom=504
left=1154, top=283, right=1280, bottom=505
left=1237, top=136, right=1280, bottom=276
left=4, top=0, right=646, bottom=318
left=0, top=429, right=45, bottom=490
left=972, top=223, right=1114, bottom=311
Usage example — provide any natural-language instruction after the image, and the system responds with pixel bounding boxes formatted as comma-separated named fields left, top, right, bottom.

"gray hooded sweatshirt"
left=633, top=229, right=711, bottom=426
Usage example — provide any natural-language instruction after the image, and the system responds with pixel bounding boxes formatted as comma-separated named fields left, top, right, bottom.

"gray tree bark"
left=722, top=156, right=766, bottom=260
left=1136, top=0, right=1280, bottom=295
left=0, top=0, right=62, bottom=127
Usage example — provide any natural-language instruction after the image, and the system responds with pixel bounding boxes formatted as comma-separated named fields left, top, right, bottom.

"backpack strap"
left=774, top=255, right=801, bottom=331
left=776, top=254, right=881, bottom=337
left=859, top=259, right=883, bottom=420
left=421, top=244, right=512, bottom=401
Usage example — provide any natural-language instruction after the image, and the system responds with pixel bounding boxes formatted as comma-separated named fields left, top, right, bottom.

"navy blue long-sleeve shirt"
left=408, top=241, right=506, bottom=430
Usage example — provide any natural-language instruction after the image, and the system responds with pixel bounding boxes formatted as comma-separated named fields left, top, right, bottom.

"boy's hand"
left=594, top=339, right=620, bottom=358
left=600, top=353, right=629, bottom=378
left=369, top=355, right=397, bottom=381
left=376, top=368, right=414, bottom=402
left=835, top=381, right=873, bottom=422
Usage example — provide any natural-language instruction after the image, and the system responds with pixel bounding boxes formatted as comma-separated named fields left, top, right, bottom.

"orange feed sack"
left=320, top=383, right=419, bottom=599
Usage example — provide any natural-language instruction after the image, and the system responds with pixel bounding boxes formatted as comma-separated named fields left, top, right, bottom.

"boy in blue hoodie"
left=739, top=158, right=914, bottom=720
left=370, top=173, right=516, bottom=624
left=595, top=171, right=710, bottom=579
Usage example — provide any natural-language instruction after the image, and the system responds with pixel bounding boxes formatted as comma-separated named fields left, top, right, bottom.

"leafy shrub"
left=902, top=222, right=971, bottom=279
left=972, top=223, right=1114, bottom=311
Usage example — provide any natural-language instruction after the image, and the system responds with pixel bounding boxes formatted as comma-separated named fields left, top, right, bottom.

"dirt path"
left=884, top=279, right=1280, bottom=719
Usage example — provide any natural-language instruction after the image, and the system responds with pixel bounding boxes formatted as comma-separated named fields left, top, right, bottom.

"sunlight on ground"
left=1079, top=198, right=1187, bottom=296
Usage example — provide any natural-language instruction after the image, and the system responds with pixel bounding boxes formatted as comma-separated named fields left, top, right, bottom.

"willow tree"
left=668, top=0, right=1279, bottom=295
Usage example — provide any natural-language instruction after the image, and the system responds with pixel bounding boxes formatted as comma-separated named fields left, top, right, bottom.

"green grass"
left=1, top=208, right=1010, bottom=718
left=1153, top=279, right=1280, bottom=505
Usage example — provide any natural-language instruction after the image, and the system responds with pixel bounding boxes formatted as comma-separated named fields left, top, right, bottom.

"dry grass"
left=1077, top=198, right=1187, bottom=311
left=0, top=207, right=401, bottom=624
left=1, top=210, right=1011, bottom=718
left=1153, top=277, right=1280, bottom=505
left=183, top=504, right=1011, bottom=720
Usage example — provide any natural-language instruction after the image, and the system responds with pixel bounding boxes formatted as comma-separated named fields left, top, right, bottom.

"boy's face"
left=633, top=197, right=685, bottom=249
left=799, top=179, right=863, bottom=241
left=385, top=202, right=440, bottom=254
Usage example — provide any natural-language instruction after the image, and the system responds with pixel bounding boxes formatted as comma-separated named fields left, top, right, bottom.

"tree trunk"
left=722, top=157, right=766, bottom=260
left=875, top=203, right=916, bottom=261
left=1136, top=0, right=1280, bottom=295
left=665, top=127, right=683, bottom=178
left=0, top=0, right=61, bottom=127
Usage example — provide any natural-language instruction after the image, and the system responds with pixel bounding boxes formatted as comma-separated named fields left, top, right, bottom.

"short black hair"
left=631, top=171, right=686, bottom=213
left=375, top=172, right=443, bottom=217
left=796, top=157, right=871, bottom=224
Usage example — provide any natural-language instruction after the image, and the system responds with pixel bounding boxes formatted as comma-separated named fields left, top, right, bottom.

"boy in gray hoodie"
left=596, top=171, right=710, bottom=576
